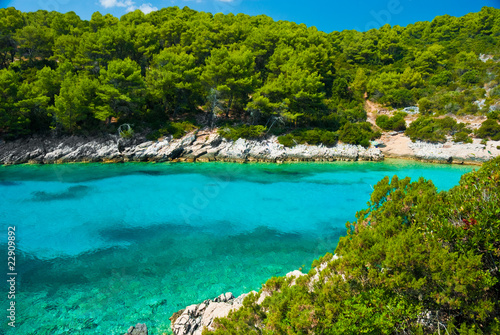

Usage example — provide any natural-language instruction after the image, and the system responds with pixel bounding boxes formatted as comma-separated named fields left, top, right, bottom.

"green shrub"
left=339, top=122, right=379, bottom=147
left=475, top=119, right=500, bottom=140
left=375, top=112, right=407, bottom=131
left=278, top=129, right=338, bottom=147
left=278, top=134, right=296, bottom=147
left=453, top=131, right=472, bottom=143
left=429, top=70, right=453, bottom=86
left=489, top=86, right=500, bottom=98
left=487, top=110, right=500, bottom=121
left=164, top=121, right=198, bottom=139
left=379, top=88, right=414, bottom=108
left=375, top=115, right=391, bottom=130
left=218, top=124, right=267, bottom=141
left=118, top=124, right=134, bottom=139
left=146, top=130, right=161, bottom=141
left=146, top=121, right=198, bottom=141
left=461, top=70, right=480, bottom=84
left=405, top=116, right=467, bottom=143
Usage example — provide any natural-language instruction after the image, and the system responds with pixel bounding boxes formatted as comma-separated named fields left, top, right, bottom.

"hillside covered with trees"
left=1, top=6, right=500, bottom=147
left=206, top=157, right=500, bottom=334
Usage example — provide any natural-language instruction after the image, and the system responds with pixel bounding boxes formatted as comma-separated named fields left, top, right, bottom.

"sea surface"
left=0, top=160, right=474, bottom=334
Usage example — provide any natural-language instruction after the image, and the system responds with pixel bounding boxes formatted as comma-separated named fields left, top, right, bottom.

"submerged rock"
left=125, top=323, right=148, bottom=335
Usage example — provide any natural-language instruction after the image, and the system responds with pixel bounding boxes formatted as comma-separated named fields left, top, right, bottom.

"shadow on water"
left=31, top=185, right=91, bottom=201
left=98, top=223, right=184, bottom=243
left=16, top=223, right=339, bottom=289
left=0, top=180, right=22, bottom=186
left=134, top=170, right=165, bottom=176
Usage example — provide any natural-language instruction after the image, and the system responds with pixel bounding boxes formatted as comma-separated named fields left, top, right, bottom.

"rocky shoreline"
left=168, top=268, right=313, bottom=335
left=2, top=128, right=499, bottom=166
left=0, top=129, right=383, bottom=165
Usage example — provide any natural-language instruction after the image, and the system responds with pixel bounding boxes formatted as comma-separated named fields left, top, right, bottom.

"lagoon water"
left=0, top=160, right=474, bottom=334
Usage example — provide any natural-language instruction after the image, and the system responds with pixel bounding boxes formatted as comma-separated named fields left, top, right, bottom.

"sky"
left=1, top=0, right=500, bottom=33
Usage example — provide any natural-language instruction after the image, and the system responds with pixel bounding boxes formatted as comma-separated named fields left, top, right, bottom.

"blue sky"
left=2, top=0, right=500, bottom=32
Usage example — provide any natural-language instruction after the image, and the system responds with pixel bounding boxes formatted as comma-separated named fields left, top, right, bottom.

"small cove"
left=0, top=160, right=474, bottom=334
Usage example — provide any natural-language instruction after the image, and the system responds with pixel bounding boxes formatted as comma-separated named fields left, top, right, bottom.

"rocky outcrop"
left=0, top=129, right=384, bottom=165
left=0, top=134, right=129, bottom=164
left=407, top=138, right=500, bottom=164
left=170, top=292, right=252, bottom=335
left=170, top=267, right=327, bottom=335
left=378, top=132, right=500, bottom=165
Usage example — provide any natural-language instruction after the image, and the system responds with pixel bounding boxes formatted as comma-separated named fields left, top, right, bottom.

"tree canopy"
left=0, top=6, right=499, bottom=143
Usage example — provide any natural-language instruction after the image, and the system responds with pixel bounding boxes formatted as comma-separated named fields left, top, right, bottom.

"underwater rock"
left=125, top=323, right=148, bottom=335
left=31, top=185, right=90, bottom=201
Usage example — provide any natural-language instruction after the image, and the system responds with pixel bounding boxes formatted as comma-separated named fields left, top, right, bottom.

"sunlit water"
left=0, top=160, right=474, bottom=334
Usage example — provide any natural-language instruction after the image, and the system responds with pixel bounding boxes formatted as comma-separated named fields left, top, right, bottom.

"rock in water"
left=125, top=323, right=148, bottom=335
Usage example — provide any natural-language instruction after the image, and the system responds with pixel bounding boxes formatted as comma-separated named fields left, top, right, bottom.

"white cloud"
left=99, top=0, right=134, bottom=8
left=99, top=0, right=157, bottom=14
left=127, top=3, right=159, bottom=13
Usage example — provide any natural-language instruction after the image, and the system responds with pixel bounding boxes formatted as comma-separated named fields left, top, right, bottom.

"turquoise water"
left=0, top=160, right=474, bottom=334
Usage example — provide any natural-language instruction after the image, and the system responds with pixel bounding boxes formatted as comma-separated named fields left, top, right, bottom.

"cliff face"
left=0, top=129, right=383, bottom=165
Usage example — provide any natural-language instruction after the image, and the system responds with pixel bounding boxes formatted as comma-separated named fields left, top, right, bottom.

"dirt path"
left=364, top=99, right=379, bottom=128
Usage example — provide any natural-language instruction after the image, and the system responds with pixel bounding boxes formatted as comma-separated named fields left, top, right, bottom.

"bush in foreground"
left=206, top=157, right=500, bottom=334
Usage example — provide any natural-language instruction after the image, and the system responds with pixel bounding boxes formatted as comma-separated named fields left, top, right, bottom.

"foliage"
left=278, top=129, right=338, bottom=147
left=147, top=121, right=197, bottom=140
left=218, top=124, right=267, bottom=141
left=207, top=157, right=500, bottom=334
left=1, top=6, right=500, bottom=141
left=452, top=131, right=473, bottom=143
left=405, top=116, right=468, bottom=143
left=338, top=122, right=380, bottom=147
left=118, top=123, right=134, bottom=138
left=375, top=112, right=407, bottom=131
left=475, top=119, right=500, bottom=140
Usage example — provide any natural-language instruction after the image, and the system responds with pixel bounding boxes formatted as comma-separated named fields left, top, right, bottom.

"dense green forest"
left=206, top=156, right=500, bottom=334
left=1, top=6, right=500, bottom=146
